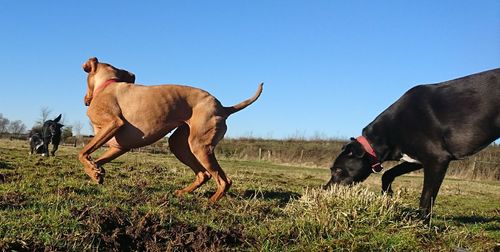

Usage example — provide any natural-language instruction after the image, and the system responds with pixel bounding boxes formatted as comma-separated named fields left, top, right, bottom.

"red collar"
left=94, top=79, right=118, bottom=96
left=356, top=136, right=383, bottom=173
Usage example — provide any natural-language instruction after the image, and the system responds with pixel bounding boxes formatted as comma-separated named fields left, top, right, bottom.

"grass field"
left=1, top=139, right=499, bottom=251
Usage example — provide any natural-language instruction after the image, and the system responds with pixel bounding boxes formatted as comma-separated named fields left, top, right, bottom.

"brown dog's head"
left=83, top=57, right=136, bottom=106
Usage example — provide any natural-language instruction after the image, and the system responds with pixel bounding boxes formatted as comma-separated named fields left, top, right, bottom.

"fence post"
left=259, top=148, right=262, bottom=160
left=470, top=157, right=477, bottom=179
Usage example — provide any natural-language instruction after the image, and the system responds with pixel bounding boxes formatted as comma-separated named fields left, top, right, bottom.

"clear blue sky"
left=1, top=1, right=499, bottom=139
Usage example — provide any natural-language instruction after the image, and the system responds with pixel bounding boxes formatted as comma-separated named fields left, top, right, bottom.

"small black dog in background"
left=29, top=131, right=46, bottom=155
left=29, top=114, right=64, bottom=156
left=42, top=114, right=63, bottom=156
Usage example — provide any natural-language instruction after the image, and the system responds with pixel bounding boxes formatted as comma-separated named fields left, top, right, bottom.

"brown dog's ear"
left=83, top=57, right=98, bottom=73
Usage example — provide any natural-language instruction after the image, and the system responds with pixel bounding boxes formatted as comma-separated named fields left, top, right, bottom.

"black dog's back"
left=372, top=68, right=500, bottom=160
left=429, top=68, right=500, bottom=157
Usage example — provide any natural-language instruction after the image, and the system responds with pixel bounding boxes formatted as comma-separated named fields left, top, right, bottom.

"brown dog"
left=78, top=57, right=263, bottom=202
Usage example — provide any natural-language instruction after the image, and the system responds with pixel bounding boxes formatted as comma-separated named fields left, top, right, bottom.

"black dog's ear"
left=341, top=137, right=358, bottom=151
left=83, top=57, right=98, bottom=73
left=57, top=123, right=64, bottom=128
left=344, top=141, right=366, bottom=158
left=53, top=114, right=62, bottom=123
left=129, top=72, right=136, bottom=83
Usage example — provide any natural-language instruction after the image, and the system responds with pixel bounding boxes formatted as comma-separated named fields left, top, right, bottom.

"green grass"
left=1, top=139, right=499, bottom=251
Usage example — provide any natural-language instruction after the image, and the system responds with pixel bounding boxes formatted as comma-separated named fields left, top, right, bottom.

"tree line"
left=0, top=112, right=73, bottom=140
left=0, top=113, right=26, bottom=135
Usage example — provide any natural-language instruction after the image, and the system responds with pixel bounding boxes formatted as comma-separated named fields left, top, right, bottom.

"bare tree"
left=88, top=120, right=95, bottom=135
left=62, top=126, right=73, bottom=140
left=73, top=121, right=83, bottom=137
left=9, top=120, right=26, bottom=134
left=0, top=114, right=9, bottom=133
left=35, top=107, right=52, bottom=127
left=73, top=121, right=84, bottom=146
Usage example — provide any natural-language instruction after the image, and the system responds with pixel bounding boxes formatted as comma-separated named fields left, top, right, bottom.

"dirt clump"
left=72, top=207, right=246, bottom=251
left=0, top=191, right=28, bottom=209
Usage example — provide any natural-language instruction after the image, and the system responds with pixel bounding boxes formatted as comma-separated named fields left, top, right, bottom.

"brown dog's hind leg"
left=193, top=150, right=232, bottom=203
left=169, top=124, right=211, bottom=196
left=78, top=118, right=124, bottom=183
left=94, top=146, right=128, bottom=172
left=188, top=119, right=231, bottom=203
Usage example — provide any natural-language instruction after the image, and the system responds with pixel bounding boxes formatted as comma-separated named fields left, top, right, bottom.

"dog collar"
left=356, top=136, right=383, bottom=173
left=94, top=79, right=118, bottom=96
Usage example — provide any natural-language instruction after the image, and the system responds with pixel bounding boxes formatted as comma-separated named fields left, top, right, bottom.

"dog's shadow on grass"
left=0, top=161, right=12, bottom=169
left=202, top=189, right=301, bottom=206
left=448, top=215, right=500, bottom=227
left=0, top=161, right=11, bottom=183
left=238, top=189, right=301, bottom=206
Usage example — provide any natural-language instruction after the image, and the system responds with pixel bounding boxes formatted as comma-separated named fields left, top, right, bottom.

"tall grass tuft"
left=255, top=185, right=424, bottom=251
left=284, top=185, right=420, bottom=229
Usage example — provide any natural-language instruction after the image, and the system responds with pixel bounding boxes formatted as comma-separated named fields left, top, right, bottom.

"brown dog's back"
left=92, top=82, right=263, bottom=150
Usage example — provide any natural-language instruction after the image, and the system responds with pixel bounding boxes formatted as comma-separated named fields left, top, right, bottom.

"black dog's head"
left=48, top=122, right=64, bottom=136
left=324, top=138, right=373, bottom=188
left=43, top=114, right=64, bottom=139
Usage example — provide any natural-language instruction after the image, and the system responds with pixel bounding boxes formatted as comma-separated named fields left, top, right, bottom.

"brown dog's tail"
left=224, top=83, right=263, bottom=116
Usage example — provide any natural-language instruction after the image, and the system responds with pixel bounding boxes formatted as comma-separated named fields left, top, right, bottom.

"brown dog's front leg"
left=78, top=119, right=124, bottom=183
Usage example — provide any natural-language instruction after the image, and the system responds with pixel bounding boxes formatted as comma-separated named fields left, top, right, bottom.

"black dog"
left=29, top=131, right=46, bottom=154
left=325, top=68, right=499, bottom=218
left=41, top=114, right=64, bottom=156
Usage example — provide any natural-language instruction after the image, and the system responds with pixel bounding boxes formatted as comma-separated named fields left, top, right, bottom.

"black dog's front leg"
left=420, top=159, right=450, bottom=222
left=382, top=162, right=422, bottom=195
left=29, top=141, right=35, bottom=155
left=43, top=139, right=50, bottom=157
left=51, top=144, right=59, bottom=156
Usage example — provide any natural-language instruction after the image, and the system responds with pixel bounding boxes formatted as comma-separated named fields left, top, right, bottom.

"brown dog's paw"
left=96, top=166, right=106, bottom=175
left=83, top=163, right=106, bottom=184
left=96, top=174, right=104, bottom=184
left=87, top=172, right=104, bottom=184
left=94, top=167, right=105, bottom=184
left=174, top=189, right=185, bottom=197
left=209, top=193, right=223, bottom=203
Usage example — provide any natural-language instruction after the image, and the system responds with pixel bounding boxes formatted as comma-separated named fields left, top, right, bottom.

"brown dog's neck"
left=94, top=79, right=118, bottom=96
